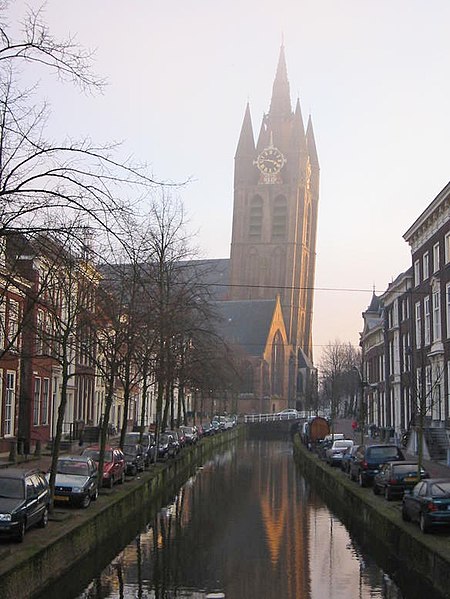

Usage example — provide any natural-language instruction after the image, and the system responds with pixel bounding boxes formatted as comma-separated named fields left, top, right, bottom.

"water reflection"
left=76, top=440, right=405, bottom=599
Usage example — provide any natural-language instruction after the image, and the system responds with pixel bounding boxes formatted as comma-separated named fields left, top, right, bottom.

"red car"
left=81, top=446, right=126, bottom=488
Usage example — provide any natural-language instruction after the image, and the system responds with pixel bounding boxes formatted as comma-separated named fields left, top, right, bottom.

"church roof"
left=211, top=299, right=277, bottom=357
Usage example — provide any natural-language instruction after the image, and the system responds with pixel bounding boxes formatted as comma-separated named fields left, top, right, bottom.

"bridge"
left=243, top=411, right=327, bottom=440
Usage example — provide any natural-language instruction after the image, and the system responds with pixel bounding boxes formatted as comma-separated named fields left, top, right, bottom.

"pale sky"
left=8, top=0, right=450, bottom=362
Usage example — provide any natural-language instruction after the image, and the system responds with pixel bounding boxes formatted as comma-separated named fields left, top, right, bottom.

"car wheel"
left=16, top=520, right=26, bottom=543
left=401, top=505, right=411, bottom=522
left=92, top=487, right=99, bottom=501
left=39, top=507, right=49, bottom=528
left=384, top=487, right=392, bottom=501
left=373, top=484, right=380, bottom=495
left=419, top=512, right=431, bottom=533
left=81, top=493, right=91, bottom=509
left=358, top=473, right=365, bottom=487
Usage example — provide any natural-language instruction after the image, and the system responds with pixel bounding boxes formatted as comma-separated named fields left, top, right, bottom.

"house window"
left=433, top=242, right=440, bottom=273
left=415, top=301, right=422, bottom=349
left=447, top=282, right=450, bottom=339
left=7, top=299, right=19, bottom=350
left=423, top=252, right=430, bottom=280
left=393, top=299, right=398, bottom=327
left=424, top=296, right=431, bottom=345
left=0, top=302, right=5, bottom=349
left=36, top=309, right=44, bottom=354
left=41, top=378, right=49, bottom=425
left=4, top=371, right=15, bottom=436
left=445, top=232, right=450, bottom=264
left=433, top=289, right=441, bottom=342
left=33, top=378, right=41, bottom=426
left=414, top=260, right=420, bottom=286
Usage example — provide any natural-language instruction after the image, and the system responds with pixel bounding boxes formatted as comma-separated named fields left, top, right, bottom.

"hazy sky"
left=8, top=1, right=450, bottom=362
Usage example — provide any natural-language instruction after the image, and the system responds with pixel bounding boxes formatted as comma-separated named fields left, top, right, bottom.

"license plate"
left=54, top=495, right=70, bottom=502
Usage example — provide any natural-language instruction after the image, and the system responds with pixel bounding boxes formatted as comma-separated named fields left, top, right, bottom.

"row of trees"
left=0, top=4, right=240, bottom=507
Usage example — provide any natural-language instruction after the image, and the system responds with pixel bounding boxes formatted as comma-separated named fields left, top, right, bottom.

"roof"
left=211, top=299, right=277, bottom=357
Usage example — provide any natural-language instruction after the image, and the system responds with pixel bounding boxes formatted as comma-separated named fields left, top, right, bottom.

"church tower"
left=229, top=46, right=319, bottom=360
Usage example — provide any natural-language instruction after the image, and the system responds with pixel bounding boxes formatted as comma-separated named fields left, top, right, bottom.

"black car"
left=157, top=433, right=178, bottom=460
left=123, top=443, right=146, bottom=475
left=52, top=456, right=99, bottom=508
left=341, top=445, right=359, bottom=475
left=124, top=432, right=157, bottom=466
left=349, top=444, right=405, bottom=487
left=373, top=461, right=428, bottom=500
left=0, top=468, right=50, bottom=542
left=179, top=425, right=198, bottom=445
left=402, top=478, right=450, bottom=533
left=164, top=431, right=181, bottom=454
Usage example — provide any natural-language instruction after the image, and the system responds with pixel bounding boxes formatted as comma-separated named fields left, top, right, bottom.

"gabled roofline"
left=403, top=181, right=450, bottom=242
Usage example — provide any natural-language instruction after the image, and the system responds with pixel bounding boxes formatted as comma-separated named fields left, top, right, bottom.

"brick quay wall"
left=293, top=435, right=450, bottom=599
left=0, top=427, right=243, bottom=599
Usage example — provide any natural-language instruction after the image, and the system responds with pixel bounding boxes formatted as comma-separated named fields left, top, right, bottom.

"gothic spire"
left=306, top=115, right=319, bottom=167
left=269, top=44, right=292, bottom=117
left=235, top=102, right=255, bottom=157
left=291, top=98, right=307, bottom=152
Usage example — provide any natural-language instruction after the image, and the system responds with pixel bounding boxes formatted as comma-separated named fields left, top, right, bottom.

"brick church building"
left=209, top=46, right=320, bottom=414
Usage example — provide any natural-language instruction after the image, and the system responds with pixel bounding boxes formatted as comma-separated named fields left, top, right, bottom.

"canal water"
left=51, top=439, right=428, bottom=598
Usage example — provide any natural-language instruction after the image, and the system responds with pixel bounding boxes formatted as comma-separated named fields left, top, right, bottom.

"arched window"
left=271, top=330, right=284, bottom=396
left=272, top=196, right=287, bottom=240
left=249, top=196, right=263, bottom=240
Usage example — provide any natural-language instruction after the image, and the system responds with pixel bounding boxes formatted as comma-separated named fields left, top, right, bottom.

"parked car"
left=0, top=468, right=50, bottom=542
left=176, top=429, right=187, bottom=448
left=52, top=455, right=99, bottom=508
left=349, top=444, right=405, bottom=487
left=341, top=445, right=359, bottom=475
left=202, top=422, right=215, bottom=436
left=124, top=432, right=157, bottom=466
left=326, top=439, right=354, bottom=467
left=316, top=438, right=333, bottom=460
left=179, top=425, right=198, bottom=445
left=158, top=433, right=178, bottom=459
left=123, top=444, right=146, bottom=476
left=81, top=446, right=126, bottom=488
left=211, top=421, right=222, bottom=434
left=402, top=478, right=450, bottom=533
left=373, top=461, right=428, bottom=500
left=165, top=430, right=182, bottom=453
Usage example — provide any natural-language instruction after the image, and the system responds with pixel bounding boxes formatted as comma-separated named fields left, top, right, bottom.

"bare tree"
left=319, top=340, right=361, bottom=428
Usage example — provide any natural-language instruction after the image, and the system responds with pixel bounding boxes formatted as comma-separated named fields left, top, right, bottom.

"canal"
left=39, top=439, right=436, bottom=598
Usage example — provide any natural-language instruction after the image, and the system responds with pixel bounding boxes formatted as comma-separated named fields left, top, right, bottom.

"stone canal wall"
left=0, top=427, right=242, bottom=599
left=293, top=435, right=450, bottom=598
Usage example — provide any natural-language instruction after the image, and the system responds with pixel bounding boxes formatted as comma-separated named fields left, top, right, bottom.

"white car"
left=326, top=439, right=354, bottom=466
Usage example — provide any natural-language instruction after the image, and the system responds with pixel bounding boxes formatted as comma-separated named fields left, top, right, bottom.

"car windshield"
left=367, top=447, right=399, bottom=459
left=57, top=460, right=89, bottom=476
left=159, top=435, right=169, bottom=444
left=123, top=445, right=137, bottom=456
left=430, top=482, right=450, bottom=497
left=83, top=449, right=112, bottom=462
left=335, top=441, right=352, bottom=448
left=0, top=477, right=24, bottom=499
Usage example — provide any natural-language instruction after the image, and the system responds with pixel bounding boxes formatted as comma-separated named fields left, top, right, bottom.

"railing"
left=244, top=410, right=329, bottom=423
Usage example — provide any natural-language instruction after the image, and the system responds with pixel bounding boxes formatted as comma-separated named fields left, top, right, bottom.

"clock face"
left=255, top=147, right=286, bottom=175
